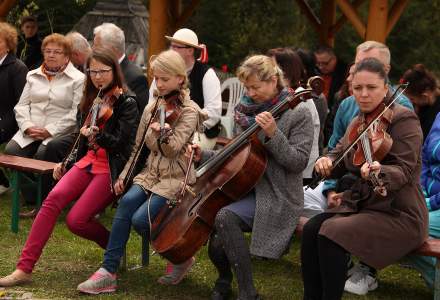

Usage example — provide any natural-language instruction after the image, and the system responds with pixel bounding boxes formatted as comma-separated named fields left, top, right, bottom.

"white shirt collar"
left=0, top=53, right=8, bottom=65
left=118, top=54, right=126, bottom=64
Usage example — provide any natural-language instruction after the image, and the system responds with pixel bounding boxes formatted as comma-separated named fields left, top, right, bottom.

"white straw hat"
left=165, top=28, right=203, bottom=49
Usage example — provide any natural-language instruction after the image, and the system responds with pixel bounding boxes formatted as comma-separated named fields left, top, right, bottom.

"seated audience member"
left=0, top=22, right=28, bottom=193
left=149, top=28, right=222, bottom=150
left=302, top=41, right=414, bottom=296
left=295, top=47, right=328, bottom=153
left=0, top=48, right=138, bottom=287
left=314, top=45, right=347, bottom=112
left=16, top=15, right=42, bottom=70
left=93, top=23, right=148, bottom=115
left=199, top=54, right=313, bottom=300
left=66, top=31, right=92, bottom=72
left=4, top=33, right=84, bottom=209
left=267, top=47, right=319, bottom=184
left=406, top=112, right=440, bottom=289
left=77, top=49, right=207, bottom=294
left=324, top=63, right=355, bottom=145
left=401, top=64, right=440, bottom=140
left=301, top=57, right=428, bottom=300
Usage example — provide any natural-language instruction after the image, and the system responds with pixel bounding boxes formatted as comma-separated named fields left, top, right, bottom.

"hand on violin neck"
left=255, top=111, right=276, bottom=138
left=80, top=125, right=99, bottom=137
left=360, top=161, right=381, bottom=180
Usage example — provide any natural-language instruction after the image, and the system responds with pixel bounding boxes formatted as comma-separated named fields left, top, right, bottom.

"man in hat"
left=149, top=28, right=222, bottom=150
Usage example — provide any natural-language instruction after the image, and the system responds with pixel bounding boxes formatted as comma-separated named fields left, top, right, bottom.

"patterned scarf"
left=41, top=61, right=69, bottom=78
left=234, top=87, right=292, bottom=130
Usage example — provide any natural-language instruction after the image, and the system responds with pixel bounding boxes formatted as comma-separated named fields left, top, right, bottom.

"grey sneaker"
left=157, top=257, right=195, bottom=285
left=344, top=264, right=378, bottom=295
left=77, top=268, right=117, bottom=294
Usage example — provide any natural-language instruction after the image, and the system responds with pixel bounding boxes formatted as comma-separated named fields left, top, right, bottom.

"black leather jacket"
left=66, top=93, right=138, bottom=186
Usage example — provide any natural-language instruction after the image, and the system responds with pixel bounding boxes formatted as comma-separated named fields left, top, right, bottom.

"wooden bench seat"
left=0, top=154, right=56, bottom=233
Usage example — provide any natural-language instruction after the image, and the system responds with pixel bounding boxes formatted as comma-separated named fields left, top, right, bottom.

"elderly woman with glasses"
left=4, top=33, right=85, bottom=206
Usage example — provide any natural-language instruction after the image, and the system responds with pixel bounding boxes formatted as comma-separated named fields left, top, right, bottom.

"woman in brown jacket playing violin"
left=301, top=57, right=428, bottom=300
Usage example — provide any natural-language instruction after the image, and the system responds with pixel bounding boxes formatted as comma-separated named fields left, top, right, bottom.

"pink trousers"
left=17, top=166, right=114, bottom=273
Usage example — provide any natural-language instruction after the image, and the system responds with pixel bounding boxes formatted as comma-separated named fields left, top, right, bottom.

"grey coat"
left=250, top=102, right=313, bottom=258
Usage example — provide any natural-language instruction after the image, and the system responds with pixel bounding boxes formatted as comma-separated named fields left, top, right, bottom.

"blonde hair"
left=237, top=54, right=286, bottom=90
left=42, top=33, right=72, bottom=57
left=356, top=41, right=390, bottom=65
left=149, top=49, right=190, bottom=100
left=0, top=22, right=18, bottom=53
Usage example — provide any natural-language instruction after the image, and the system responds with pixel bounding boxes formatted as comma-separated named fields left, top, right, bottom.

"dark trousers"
left=301, top=213, right=350, bottom=300
left=4, top=133, right=76, bottom=203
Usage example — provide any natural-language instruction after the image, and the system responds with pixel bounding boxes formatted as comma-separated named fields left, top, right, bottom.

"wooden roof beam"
left=174, top=0, right=201, bottom=31
left=331, top=0, right=366, bottom=35
left=0, top=0, right=16, bottom=21
left=294, top=0, right=321, bottom=32
left=335, top=0, right=366, bottom=39
left=387, top=0, right=409, bottom=36
left=366, top=0, right=388, bottom=42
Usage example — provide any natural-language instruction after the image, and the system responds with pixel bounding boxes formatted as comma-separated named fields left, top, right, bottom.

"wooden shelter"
left=0, top=0, right=410, bottom=61
left=73, top=0, right=149, bottom=67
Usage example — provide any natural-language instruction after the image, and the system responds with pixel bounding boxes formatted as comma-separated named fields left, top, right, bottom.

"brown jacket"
left=119, top=95, right=207, bottom=200
left=320, top=104, right=428, bottom=269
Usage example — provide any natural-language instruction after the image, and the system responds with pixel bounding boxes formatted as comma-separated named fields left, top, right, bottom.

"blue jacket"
left=421, top=112, right=440, bottom=211
left=322, top=88, right=413, bottom=194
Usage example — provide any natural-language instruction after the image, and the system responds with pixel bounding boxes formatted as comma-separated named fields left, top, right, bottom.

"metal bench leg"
left=141, top=232, right=149, bottom=267
left=36, top=174, right=43, bottom=208
left=435, top=259, right=440, bottom=300
left=10, top=171, right=21, bottom=233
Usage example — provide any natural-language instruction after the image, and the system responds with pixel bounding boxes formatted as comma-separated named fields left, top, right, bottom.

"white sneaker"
left=344, top=264, right=378, bottom=295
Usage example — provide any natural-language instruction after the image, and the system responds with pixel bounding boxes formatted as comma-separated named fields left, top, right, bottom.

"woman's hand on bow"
left=185, top=144, right=202, bottom=162
left=114, top=178, right=125, bottom=196
left=53, top=163, right=66, bottom=180
left=314, top=157, right=333, bottom=177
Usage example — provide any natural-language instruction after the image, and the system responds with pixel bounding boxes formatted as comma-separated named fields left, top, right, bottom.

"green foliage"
left=7, top=0, right=97, bottom=36
left=186, top=0, right=440, bottom=80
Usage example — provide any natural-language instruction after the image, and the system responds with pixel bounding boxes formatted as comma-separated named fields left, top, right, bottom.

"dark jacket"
left=16, top=34, right=43, bottom=70
left=120, top=56, right=148, bottom=115
left=67, top=93, right=138, bottom=185
left=0, top=53, right=28, bottom=142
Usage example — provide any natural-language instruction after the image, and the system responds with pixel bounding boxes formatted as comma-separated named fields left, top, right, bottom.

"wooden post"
left=366, top=0, right=388, bottom=42
left=0, top=0, right=16, bottom=21
left=319, top=0, right=336, bottom=46
left=148, top=0, right=170, bottom=59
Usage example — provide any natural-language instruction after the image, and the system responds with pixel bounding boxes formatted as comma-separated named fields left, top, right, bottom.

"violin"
left=156, top=90, right=182, bottom=144
left=348, top=103, right=394, bottom=196
left=307, top=83, right=409, bottom=191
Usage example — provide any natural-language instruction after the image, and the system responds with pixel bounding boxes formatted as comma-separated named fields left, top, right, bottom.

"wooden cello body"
left=151, top=88, right=313, bottom=264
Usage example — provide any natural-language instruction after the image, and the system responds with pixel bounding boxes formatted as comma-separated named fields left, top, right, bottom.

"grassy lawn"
left=0, top=190, right=433, bottom=299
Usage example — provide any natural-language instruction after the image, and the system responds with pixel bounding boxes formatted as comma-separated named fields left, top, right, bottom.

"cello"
left=151, top=87, right=315, bottom=264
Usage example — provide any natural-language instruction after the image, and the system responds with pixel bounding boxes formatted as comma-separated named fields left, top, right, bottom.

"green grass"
left=0, top=191, right=433, bottom=299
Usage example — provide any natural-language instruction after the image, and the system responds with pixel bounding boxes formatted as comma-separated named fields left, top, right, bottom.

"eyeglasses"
left=43, top=49, right=64, bottom=55
left=87, top=68, right=113, bottom=77
left=170, top=44, right=191, bottom=49
left=316, top=57, right=334, bottom=67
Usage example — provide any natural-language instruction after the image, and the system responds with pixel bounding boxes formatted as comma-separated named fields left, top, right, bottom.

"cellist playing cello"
left=77, top=49, right=207, bottom=294
left=301, top=58, right=428, bottom=300
left=188, top=54, right=314, bottom=300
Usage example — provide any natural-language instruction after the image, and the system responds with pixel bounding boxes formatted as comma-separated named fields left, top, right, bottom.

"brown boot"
left=19, top=209, right=37, bottom=218
left=0, top=269, right=32, bottom=287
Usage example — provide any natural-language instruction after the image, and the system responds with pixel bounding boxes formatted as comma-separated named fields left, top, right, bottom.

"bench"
left=413, top=239, right=440, bottom=300
left=0, top=154, right=56, bottom=233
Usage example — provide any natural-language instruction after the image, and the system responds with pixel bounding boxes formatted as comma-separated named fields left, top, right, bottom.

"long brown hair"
left=79, top=47, right=127, bottom=112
